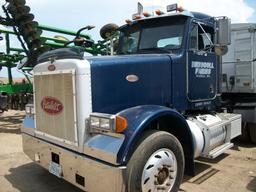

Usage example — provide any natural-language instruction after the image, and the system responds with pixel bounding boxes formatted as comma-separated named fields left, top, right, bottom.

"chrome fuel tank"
left=187, top=113, right=241, bottom=159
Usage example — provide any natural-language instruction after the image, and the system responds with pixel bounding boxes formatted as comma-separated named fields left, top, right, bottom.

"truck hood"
left=87, top=54, right=173, bottom=114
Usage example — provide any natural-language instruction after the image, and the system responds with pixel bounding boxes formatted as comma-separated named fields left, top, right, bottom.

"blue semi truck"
left=22, top=4, right=241, bottom=192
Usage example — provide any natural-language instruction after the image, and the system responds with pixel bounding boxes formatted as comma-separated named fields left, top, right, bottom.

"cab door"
left=187, top=22, right=218, bottom=103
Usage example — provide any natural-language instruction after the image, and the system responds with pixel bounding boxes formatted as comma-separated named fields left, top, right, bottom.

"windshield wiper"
left=137, top=47, right=171, bottom=53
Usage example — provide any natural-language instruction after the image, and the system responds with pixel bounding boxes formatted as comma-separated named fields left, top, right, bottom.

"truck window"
left=157, top=37, right=182, bottom=48
left=121, top=31, right=140, bottom=54
left=189, top=24, right=198, bottom=50
left=139, top=24, right=184, bottom=50
left=118, top=16, right=186, bottom=54
left=199, top=25, right=214, bottom=51
left=189, top=23, right=214, bottom=52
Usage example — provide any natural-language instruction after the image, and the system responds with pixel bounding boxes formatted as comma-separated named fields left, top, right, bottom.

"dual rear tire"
left=248, top=123, right=256, bottom=144
left=240, top=122, right=256, bottom=144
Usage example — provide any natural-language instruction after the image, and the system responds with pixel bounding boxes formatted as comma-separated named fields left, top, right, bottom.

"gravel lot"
left=0, top=110, right=255, bottom=192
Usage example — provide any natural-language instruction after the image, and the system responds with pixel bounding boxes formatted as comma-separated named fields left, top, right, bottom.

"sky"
left=0, top=0, right=256, bottom=78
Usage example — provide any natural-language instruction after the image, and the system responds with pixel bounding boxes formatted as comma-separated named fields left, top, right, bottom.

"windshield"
left=118, top=16, right=186, bottom=54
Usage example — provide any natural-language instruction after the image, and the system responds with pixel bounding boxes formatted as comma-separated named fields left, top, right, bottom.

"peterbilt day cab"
left=22, top=4, right=241, bottom=192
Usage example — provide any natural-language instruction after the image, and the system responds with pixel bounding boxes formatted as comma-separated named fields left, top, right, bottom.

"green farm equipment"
left=0, top=0, right=118, bottom=113
left=0, top=27, right=31, bottom=112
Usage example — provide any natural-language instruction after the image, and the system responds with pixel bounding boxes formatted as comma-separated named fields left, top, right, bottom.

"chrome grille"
left=34, top=70, right=77, bottom=146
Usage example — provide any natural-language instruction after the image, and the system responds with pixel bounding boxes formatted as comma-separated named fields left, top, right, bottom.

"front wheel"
left=126, top=130, right=184, bottom=192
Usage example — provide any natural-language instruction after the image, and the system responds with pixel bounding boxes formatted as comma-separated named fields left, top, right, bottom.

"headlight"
left=90, top=116, right=100, bottom=128
left=100, top=118, right=111, bottom=130
left=25, top=104, right=34, bottom=116
left=89, top=113, right=127, bottom=133
left=89, top=113, right=115, bottom=132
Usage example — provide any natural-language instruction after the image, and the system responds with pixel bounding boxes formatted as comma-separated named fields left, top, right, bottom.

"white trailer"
left=222, top=23, right=256, bottom=143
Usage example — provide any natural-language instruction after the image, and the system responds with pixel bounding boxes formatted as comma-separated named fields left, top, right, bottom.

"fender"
left=116, top=105, right=194, bottom=165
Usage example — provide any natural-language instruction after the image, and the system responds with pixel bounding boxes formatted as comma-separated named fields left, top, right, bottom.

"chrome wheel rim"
left=141, top=148, right=178, bottom=192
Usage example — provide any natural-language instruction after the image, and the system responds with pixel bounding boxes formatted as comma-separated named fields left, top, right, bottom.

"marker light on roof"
left=125, top=19, right=132, bottom=24
left=177, top=6, right=184, bottom=12
left=155, top=9, right=164, bottom=15
left=134, top=15, right=142, bottom=20
left=143, top=11, right=152, bottom=17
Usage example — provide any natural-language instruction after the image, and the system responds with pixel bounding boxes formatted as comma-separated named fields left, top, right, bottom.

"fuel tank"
left=187, top=113, right=241, bottom=159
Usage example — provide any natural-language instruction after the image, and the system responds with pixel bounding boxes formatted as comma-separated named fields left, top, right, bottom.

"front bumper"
left=22, top=133, right=126, bottom=192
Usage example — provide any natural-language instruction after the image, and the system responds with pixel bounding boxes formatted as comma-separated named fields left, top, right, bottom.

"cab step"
left=201, top=142, right=234, bottom=159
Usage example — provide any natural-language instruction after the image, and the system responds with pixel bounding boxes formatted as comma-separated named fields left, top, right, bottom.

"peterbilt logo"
left=41, top=97, right=63, bottom=115
left=48, top=64, right=56, bottom=71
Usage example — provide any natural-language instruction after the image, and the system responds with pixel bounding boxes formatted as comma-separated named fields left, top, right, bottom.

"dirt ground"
left=0, top=110, right=255, bottom=192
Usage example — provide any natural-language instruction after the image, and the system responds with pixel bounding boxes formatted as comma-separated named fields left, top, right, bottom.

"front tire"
left=126, top=130, right=184, bottom=192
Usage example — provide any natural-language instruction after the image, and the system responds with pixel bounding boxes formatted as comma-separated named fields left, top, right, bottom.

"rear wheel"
left=248, top=123, right=256, bottom=144
left=239, top=122, right=250, bottom=142
left=126, top=130, right=184, bottom=192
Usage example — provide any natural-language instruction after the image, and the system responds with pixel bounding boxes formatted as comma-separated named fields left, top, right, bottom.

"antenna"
left=137, top=2, right=143, bottom=15
left=132, top=2, right=144, bottom=20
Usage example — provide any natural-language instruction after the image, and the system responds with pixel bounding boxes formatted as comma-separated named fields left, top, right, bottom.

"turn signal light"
left=115, top=115, right=128, bottom=133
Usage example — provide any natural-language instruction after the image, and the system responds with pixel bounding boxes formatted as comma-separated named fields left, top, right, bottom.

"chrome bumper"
left=22, top=133, right=126, bottom=192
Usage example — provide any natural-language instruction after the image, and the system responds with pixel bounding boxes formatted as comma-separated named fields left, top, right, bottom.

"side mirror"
left=214, top=17, right=231, bottom=56
left=215, top=16, right=231, bottom=46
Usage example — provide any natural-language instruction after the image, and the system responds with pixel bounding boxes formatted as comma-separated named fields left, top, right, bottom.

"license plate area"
left=49, top=161, right=62, bottom=178
left=49, top=152, right=62, bottom=177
